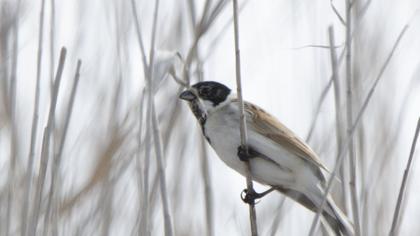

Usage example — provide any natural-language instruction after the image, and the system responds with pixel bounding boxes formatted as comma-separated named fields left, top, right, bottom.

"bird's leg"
left=241, top=187, right=276, bottom=204
left=237, top=145, right=259, bottom=162
left=237, top=145, right=272, bottom=204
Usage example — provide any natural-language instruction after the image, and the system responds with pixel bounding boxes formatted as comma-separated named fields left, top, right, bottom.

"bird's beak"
left=179, top=90, right=197, bottom=101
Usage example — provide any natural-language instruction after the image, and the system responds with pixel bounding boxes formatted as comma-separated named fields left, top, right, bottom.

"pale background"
left=0, top=0, right=419, bottom=235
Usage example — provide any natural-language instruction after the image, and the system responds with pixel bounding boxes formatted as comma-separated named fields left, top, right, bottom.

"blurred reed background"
left=0, top=0, right=419, bottom=235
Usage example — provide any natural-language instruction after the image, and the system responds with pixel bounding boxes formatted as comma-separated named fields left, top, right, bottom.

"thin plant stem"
left=328, top=26, right=349, bottom=214
left=22, top=0, right=46, bottom=234
left=6, top=2, right=21, bottom=235
left=139, top=92, right=152, bottom=236
left=131, top=0, right=173, bottom=234
left=187, top=0, right=197, bottom=27
left=43, top=1, right=56, bottom=231
left=141, top=97, right=153, bottom=236
left=203, top=0, right=249, bottom=62
left=147, top=0, right=174, bottom=235
left=49, top=0, right=55, bottom=94
left=232, top=0, right=258, bottom=235
left=150, top=103, right=173, bottom=236
left=308, top=20, right=411, bottom=236
left=306, top=23, right=380, bottom=148
left=45, top=60, right=82, bottom=235
left=183, top=0, right=228, bottom=84
left=130, top=2, right=152, bottom=235
left=28, top=47, right=67, bottom=235
left=268, top=197, right=287, bottom=235
left=130, top=0, right=148, bottom=71
left=345, top=1, right=362, bottom=234
left=306, top=47, right=345, bottom=143
left=197, top=64, right=214, bottom=236
left=200, top=135, right=214, bottom=236
left=290, top=44, right=343, bottom=50
left=330, top=0, right=346, bottom=26
left=389, top=118, right=420, bottom=236
left=47, top=8, right=56, bottom=233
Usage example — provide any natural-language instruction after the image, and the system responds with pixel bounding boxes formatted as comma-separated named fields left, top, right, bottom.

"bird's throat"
left=189, top=101, right=211, bottom=143
left=189, top=101, right=206, bottom=123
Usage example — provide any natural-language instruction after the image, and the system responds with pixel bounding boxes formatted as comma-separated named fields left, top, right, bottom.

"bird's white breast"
left=204, top=104, right=246, bottom=174
left=204, top=103, right=319, bottom=191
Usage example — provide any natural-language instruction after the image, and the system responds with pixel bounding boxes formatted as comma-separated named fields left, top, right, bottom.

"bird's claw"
left=240, top=187, right=276, bottom=204
left=237, top=145, right=252, bottom=162
left=241, top=189, right=259, bottom=204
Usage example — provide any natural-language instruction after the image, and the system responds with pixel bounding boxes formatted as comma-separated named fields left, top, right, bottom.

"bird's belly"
left=205, top=117, right=294, bottom=187
left=205, top=122, right=246, bottom=173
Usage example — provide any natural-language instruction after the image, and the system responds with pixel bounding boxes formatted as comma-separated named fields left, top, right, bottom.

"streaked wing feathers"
left=243, top=101, right=330, bottom=182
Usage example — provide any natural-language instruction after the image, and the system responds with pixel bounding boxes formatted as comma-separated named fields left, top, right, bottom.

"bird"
left=179, top=81, right=354, bottom=235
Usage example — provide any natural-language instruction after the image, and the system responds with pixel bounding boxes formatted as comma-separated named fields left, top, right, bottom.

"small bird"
left=179, top=81, right=354, bottom=235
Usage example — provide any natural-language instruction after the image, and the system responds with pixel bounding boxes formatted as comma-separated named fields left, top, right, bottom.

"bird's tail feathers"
left=321, top=196, right=354, bottom=236
left=275, top=186, right=354, bottom=235
left=303, top=186, right=354, bottom=236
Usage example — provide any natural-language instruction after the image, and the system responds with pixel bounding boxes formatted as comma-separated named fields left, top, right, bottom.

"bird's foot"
left=240, top=187, right=276, bottom=204
left=237, top=145, right=257, bottom=162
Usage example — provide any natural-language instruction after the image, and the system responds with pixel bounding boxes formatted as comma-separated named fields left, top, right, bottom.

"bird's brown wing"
left=242, top=101, right=330, bottom=182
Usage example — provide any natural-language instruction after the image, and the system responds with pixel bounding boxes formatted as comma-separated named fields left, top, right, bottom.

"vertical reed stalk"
left=43, top=1, right=56, bottom=228
left=389, top=118, right=420, bottom=235
left=28, top=47, right=66, bottom=235
left=232, top=0, right=258, bottom=235
left=309, top=20, right=410, bottom=235
left=49, top=0, right=55, bottom=94
left=130, top=1, right=153, bottom=235
left=306, top=48, right=346, bottom=143
left=197, top=64, right=214, bottom=236
left=22, top=0, right=46, bottom=234
left=345, top=1, right=362, bottom=234
left=329, top=26, right=349, bottom=213
left=139, top=91, right=152, bottom=236
left=5, top=2, right=21, bottom=235
left=45, top=60, right=82, bottom=235
left=146, top=1, right=174, bottom=235
left=200, top=136, right=214, bottom=236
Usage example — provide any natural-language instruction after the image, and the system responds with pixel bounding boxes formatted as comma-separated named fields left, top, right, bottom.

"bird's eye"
left=199, top=87, right=211, bottom=96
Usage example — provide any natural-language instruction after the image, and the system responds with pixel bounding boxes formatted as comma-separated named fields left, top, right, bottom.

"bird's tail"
left=275, top=187, right=354, bottom=235
left=320, top=195, right=354, bottom=236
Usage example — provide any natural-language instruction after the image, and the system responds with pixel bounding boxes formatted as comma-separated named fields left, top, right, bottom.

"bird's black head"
left=179, top=81, right=231, bottom=107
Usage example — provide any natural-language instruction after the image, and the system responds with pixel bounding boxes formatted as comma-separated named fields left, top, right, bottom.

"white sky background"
left=2, top=0, right=420, bottom=235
